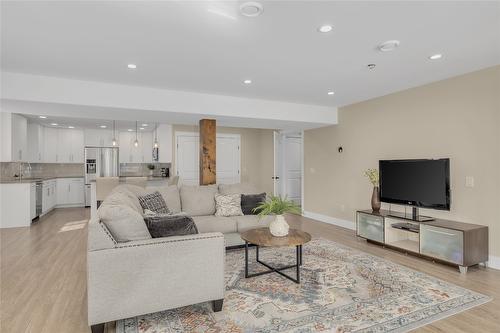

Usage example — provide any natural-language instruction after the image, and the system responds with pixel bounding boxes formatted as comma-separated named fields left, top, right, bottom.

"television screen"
left=379, top=159, right=450, bottom=210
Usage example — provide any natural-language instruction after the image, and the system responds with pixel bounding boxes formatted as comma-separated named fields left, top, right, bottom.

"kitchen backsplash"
left=0, top=162, right=171, bottom=180
left=0, top=162, right=85, bottom=180
left=119, top=163, right=170, bottom=177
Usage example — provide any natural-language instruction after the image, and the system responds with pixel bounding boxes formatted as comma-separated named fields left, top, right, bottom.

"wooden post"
left=199, top=119, right=216, bottom=185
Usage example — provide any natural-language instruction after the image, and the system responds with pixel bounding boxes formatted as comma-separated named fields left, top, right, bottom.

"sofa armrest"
left=87, top=232, right=225, bottom=325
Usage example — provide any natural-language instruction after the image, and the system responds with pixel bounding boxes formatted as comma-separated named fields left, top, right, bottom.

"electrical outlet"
left=465, top=176, right=474, bottom=188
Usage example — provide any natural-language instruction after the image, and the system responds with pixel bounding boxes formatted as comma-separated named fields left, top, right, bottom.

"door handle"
left=272, top=176, right=280, bottom=180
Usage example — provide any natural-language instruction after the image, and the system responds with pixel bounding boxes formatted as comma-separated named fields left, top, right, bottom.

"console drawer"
left=356, top=212, right=384, bottom=243
left=420, top=224, right=463, bottom=264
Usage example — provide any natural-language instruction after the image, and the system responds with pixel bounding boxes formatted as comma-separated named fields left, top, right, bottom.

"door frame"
left=174, top=131, right=241, bottom=183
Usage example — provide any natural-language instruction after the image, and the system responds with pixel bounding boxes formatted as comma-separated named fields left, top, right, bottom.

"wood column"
left=199, top=119, right=216, bottom=185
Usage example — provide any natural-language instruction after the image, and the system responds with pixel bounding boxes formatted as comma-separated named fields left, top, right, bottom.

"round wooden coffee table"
left=240, top=228, right=311, bottom=284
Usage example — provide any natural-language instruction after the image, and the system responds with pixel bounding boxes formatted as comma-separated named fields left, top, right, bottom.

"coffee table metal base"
left=244, top=241, right=303, bottom=284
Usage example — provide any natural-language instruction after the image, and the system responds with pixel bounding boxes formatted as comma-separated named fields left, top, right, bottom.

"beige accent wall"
left=172, top=125, right=274, bottom=195
left=304, top=65, right=500, bottom=257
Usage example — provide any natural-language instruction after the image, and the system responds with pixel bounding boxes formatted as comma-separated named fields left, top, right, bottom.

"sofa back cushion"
left=105, top=184, right=146, bottom=214
left=180, top=184, right=218, bottom=216
left=98, top=204, right=151, bottom=242
left=218, top=183, right=259, bottom=195
left=152, top=185, right=182, bottom=214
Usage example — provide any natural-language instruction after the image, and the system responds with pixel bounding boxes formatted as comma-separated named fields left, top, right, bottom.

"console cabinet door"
left=420, top=224, right=463, bottom=265
left=356, top=212, right=384, bottom=243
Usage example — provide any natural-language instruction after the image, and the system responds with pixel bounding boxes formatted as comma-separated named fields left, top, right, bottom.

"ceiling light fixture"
left=429, top=54, right=443, bottom=60
left=154, top=123, right=159, bottom=149
left=51, top=123, right=58, bottom=126
left=39, top=115, right=47, bottom=119
left=243, top=79, right=252, bottom=84
left=68, top=126, right=75, bottom=129
left=100, top=125, right=107, bottom=128
left=139, top=127, right=145, bottom=130
left=142, top=123, right=148, bottom=127
left=367, top=64, right=376, bottom=70
left=240, top=2, right=263, bottom=17
left=127, top=63, right=137, bottom=69
left=112, top=120, right=117, bottom=146
left=134, top=121, right=139, bottom=147
left=318, top=25, right=333, bottom=33
left=128, top=129, right=133, bottom=132
left=327, top=91, right=335, bottom=95
left=378, top=40, right=400, bottom=52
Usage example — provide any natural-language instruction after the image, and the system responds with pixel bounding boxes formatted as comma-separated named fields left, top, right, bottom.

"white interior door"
left=176, top=134, right=199, bottom=186
left=273, top=131, right=283, bottom=196
left=274, top=131, right=303, bottom=205
left=216, top=136, right=240, bottom=184
left=175, top=132, right=240, bottom=186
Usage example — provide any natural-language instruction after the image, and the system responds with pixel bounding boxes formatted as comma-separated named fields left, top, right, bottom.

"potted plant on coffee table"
left=254, top=196, right=301, bottom=237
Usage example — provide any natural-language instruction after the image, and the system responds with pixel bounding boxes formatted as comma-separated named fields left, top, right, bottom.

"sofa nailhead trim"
left=116, top=234, right=224, bottom=249
left=98, top=222, right=118, bottom=244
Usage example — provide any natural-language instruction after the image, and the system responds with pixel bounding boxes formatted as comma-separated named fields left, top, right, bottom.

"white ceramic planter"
left=269, top=214, right=290, bottom=237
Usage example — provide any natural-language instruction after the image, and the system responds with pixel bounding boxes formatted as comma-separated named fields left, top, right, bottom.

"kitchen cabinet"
left=43, top=127, right=59, bottom=163
left=27, top=123, right=45, bottom=162
left=56, top=178, right=84, bottom=206
left=0, top=113, right=28, bottom=162
left=30, top=183, right=36, bottom=220
left=119, top=131, right=151, bottom=163
left=42, top=179, right=56, bottom=213
left=84, top=129, right=114, bottom=147
left=57, top=129, right=84, bottom=163
left=157, top=124, right=172, bottom=163
left=141, top=132, right=153, bottom=163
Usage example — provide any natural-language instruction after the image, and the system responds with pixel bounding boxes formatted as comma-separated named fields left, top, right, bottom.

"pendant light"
left=134, top=121, right=139, bottom=147
left=153, top=123, right=159, bottom=148
left=112, top=120, right=117, bottom=146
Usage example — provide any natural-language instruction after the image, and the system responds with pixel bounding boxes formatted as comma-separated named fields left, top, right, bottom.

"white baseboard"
left=302, top=210, right=499, bottom=271
left=302, top=211, right=355, bottom=230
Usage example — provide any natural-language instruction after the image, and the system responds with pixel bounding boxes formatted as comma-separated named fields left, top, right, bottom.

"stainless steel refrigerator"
left=84, top=147, right=119, bottom=206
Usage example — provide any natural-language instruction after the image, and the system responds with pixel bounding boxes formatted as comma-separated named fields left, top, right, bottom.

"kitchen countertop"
left=0, top=176, right=84, bottom=184
left=89, top=176, right=170, bottom=183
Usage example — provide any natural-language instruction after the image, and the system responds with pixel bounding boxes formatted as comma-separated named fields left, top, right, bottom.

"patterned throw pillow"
left=138, top=191, right=170, bottom=214
left=215, top=194, right=244, bottom=217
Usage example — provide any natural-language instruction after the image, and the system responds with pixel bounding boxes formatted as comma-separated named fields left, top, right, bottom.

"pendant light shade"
left=154, top=123, right=159, bottom=148
left=134, top=121, right=139, bottom=147
left=112, top=120, right=117, bottom=146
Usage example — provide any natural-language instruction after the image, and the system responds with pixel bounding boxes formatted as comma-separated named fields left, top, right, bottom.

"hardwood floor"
left=1, top=208, right=499, bottom=332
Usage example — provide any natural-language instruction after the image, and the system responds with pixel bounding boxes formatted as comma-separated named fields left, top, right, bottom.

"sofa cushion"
left=241, top=192, right=266, bottom=215
left=138, top=191, right=170, bottom=214
left=215, top=193, right=244, bottom=217
left=218, top=183, right=258, bottom=195
left=98, top=204, right=151, bottom=242
left=191, top=215, right=238, bottom=234
left=180, top=184, right=218, bottom=216
left=101, top=189, right=143, bottom=215
left=234, top=215, right=274, bottom=233
left=144, top=214, right=198, bottom=238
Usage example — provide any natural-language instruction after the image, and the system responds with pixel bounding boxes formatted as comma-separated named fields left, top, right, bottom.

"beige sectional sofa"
left=87, top=182, right=271, bottom=333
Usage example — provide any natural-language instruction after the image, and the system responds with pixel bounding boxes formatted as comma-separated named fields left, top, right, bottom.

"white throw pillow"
left=98, top=204, right=151, bottom=242
left=215, top=193, right=244, bottom=217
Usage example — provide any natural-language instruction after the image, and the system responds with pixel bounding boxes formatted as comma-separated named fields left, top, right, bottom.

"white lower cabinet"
left=56, top=178, right=85, bottom=206
left=42, top=180, right=56, bottom=214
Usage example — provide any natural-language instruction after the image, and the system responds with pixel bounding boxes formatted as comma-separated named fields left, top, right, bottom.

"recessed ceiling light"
left=327, top=91, right=335, bottom=95
left=139, top=127, right=145, bottom=130
left=68, top=126, right=75, bottom=129
left=128, top=129, right=133, bottom=132
left=367, top=64, right=376, bottom=70
left=318, top=25, right=333, bottom=33
left=429, top=54, right=443, bottom=60
left=39, top=115, right=47, bottom=119
left=127, top=63, right=137, bottom=69
left=243, top=79, right=252, bottom=84
left=100, top=125, right=107, bottom=128
left=141, top=123, right=148, bottom=127
left=240, top=2, right=263, bottom=17
left=51, top=123, right=58, bottom=126
left=378, top=40, right=400, bottom=52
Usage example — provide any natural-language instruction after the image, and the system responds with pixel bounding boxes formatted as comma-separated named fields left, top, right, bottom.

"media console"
left=356, top=209, right=488, bottom=273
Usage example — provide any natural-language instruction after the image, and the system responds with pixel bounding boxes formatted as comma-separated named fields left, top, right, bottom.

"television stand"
left=388, top=207, right=434, bottom=222
left=356, top=209, right=489, bottom=273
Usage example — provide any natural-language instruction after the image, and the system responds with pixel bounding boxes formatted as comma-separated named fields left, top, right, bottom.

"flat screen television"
left=379, top=159, right=450, bottom=212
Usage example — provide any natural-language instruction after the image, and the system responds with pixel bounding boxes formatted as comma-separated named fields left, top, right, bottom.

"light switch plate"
left=465, top=176, right=474, bottom=188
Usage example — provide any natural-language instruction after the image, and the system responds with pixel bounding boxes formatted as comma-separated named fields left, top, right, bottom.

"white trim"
left=302, top=210, right=355, bottom=230
left=300, top=130, right=305, bottom=211
left=487, top=255, right=500, bottom=270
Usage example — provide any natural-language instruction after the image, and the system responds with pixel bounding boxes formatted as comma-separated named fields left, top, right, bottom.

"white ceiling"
left=1, top=1, right=499, bottom=108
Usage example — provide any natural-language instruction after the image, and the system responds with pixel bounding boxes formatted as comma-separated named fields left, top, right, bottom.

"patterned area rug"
left=116, top=238, right=490, bottom=333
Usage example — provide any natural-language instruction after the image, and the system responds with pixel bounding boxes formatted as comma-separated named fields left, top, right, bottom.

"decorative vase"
left=269, top=214, right=290, bottom=237
left=371, top=186, right=381, bottom=212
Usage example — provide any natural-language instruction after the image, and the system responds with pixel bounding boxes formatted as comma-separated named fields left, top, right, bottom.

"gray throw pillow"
left=144, top=214, right=198, bottom=238
left=138, top=191, right=170, bottom=214
left=241, top=192, right=267, bottom=215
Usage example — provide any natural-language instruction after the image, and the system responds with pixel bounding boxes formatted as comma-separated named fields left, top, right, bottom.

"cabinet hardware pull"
left=426, top=229, right=457, bottom=237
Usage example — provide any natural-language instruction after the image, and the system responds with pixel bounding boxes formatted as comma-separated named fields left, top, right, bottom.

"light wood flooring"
left=1, top=208, right=499, bottom=332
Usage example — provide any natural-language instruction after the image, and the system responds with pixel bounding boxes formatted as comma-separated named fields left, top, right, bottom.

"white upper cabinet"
left=141, top=132, right=153, bottom=163
left=157, top=124, right=172, bottom=163
left=84, top=129, right=113, bottom=147
left=43, top=127, right=59, bottom=163
left=1, top=113, right=28, bottom=162
left=118, top=131, right=132, bottom=163
left=57, top=129, right=84, bottom=163
left=27, top=122, right=45, bottom=162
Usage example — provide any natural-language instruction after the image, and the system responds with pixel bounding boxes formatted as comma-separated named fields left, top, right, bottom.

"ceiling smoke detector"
left=378, top=40, right=400, bottom=52
left=240, top=2, right=263, bottom=17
